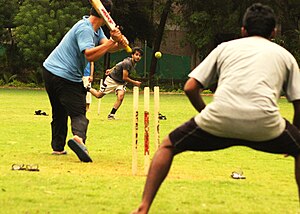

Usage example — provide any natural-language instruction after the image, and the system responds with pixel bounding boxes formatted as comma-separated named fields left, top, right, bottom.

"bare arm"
left=84, top=29, right=127, bottom=61
left=89, top=87, right=99, bottom=97
left=107, top=35, right=129, bottom=53
left=84, top=39, right=117, bottom=62
left=184, top=78, right=206, bottom=112
left=123, top=70, right=141, bottom=87
left=293, top=100, right=300, bottom=129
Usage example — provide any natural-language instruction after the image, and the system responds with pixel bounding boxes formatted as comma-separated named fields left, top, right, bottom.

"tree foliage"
left=174, top=0, right=300, bottom=62
left=0, top=0, right=19, bottom=42
left=8, top=0, right=154, bottom=83
left=149, top=0, right=173, bottom=80
left=273, top=0, right=300, bottom=62
left=112, top=0, right=154, bottom=43
left=0, top=0, right=20, bottom=75
left=14, top=0, right=89, bottom=69
left=174, top=0, right=246, bottom=60
left=0, top=0, right=299, bottom=84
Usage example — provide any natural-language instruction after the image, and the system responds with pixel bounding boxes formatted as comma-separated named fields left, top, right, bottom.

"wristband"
left=86, top=86, right=91, bottom=92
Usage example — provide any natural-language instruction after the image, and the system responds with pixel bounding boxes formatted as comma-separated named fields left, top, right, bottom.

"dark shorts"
left=169, top=118, right=300, bottom=157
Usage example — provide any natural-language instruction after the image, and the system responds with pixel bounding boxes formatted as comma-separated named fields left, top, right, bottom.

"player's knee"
left=117, top=92, right=125, bottom=101
left=160, top=137, right=174, bottom=150
left=118, top=96, right=124, bottom=101
left=160, top=136, right=183, bottom=155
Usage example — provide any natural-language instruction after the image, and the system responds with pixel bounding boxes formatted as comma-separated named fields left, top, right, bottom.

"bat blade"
left=89, top=0, right=132, bottom=53
left=90, top=0, right=116, bottom=30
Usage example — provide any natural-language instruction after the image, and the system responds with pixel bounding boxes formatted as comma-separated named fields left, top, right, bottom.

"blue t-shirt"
left=43, top=16, right=106, bottom=82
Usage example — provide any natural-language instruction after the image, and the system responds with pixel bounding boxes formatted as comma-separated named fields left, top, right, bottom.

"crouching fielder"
left=132, top=3, right=300, bottom=214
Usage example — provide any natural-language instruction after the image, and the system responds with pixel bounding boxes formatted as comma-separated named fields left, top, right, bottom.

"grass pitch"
left=0, top=88, right=298, bottom=214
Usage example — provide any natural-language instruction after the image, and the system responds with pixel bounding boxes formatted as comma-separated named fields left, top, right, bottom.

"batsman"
left=43, top=0, right=129, bottom=162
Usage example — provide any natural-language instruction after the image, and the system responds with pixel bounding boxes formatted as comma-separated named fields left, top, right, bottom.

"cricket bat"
left=89, top=0, right=132, bottom=53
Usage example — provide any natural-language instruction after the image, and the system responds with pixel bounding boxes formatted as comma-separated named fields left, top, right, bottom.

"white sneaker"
left=107, top=114, right=115, bottom=120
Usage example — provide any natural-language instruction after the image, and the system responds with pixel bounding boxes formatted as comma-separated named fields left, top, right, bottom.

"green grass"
left=0, top=88, right=298, bottom=214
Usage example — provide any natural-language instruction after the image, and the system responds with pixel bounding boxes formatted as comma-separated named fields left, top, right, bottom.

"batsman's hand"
left=118, top=35, right=129, bottom=48
left=110, top=27, right=131, bottom=52
left=110, top=27, right=123, bottom=43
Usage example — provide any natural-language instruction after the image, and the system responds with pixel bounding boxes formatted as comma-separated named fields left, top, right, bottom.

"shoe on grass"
left=67, top=136, right=92, bottom=162
left=52, top=150, right=67, bottom=155
left=107, top=114, right=115, bottom=120
left=231, top=171, right=246, bottom=179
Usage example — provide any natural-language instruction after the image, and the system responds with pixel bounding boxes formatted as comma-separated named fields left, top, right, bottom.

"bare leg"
left=108, top=90, right=125, bottom=118
left=113, top=90, right=125, bottom=110
left=132, top=137, right=178, bottom=214
left=295, top=155, right=300, bottom=203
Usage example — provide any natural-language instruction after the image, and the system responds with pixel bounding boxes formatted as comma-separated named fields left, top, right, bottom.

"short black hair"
left=132, top=47, right=144, bottom=56
left=90, top=0, right=113, bottom=18
left=242, top=3, right=276, bottom=38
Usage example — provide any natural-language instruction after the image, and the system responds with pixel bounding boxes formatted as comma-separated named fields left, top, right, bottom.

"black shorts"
left=169, top=118, right=300, bottom=157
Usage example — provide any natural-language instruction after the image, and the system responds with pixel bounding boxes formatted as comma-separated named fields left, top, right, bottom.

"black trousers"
left=43, top=68, right=89, bottom=151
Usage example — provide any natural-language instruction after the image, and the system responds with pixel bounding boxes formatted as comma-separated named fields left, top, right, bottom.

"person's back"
left=132, top=3, right=300, bottom=213
left=191, top=36, right=298, bottom=141
left=43, top=17, right=96, bottom=82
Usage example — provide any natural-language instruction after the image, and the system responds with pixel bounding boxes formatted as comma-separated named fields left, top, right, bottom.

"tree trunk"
left=275, top=0, right=298, bottom=48
left=149, top=0, right=173, bottom=85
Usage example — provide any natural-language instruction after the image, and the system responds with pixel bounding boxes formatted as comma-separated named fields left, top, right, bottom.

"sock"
left=110, top=108, right=117, bottom=115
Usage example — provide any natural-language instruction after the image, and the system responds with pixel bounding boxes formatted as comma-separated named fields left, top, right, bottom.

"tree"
left=174, top=0, right=300, bottom=65
left=274, top=0, right=300, bottom=63
left=11, top=0, right=155, bottom=83
left=113, top=0, right=154, bottom=43
left=0, top=0, right=20, bottom=74
left=13, top=0, right=89, bottom=83
left=175, top=0, right=242, bottom=62
left=14, top=0, right=89, bottom=70
left=149, top=0, right=173, bottom=82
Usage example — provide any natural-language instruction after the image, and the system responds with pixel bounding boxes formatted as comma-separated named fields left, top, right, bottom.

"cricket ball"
left=155, top=51, right=162, bottom=59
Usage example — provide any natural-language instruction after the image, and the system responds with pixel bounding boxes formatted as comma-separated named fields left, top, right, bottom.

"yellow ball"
left=155, top=51, right=162, bottom=59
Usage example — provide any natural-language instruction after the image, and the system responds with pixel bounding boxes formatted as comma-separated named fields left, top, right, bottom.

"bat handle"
left=120, top=35, right=131, bottom=53
left=125, top=45, right=132, bottom=53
